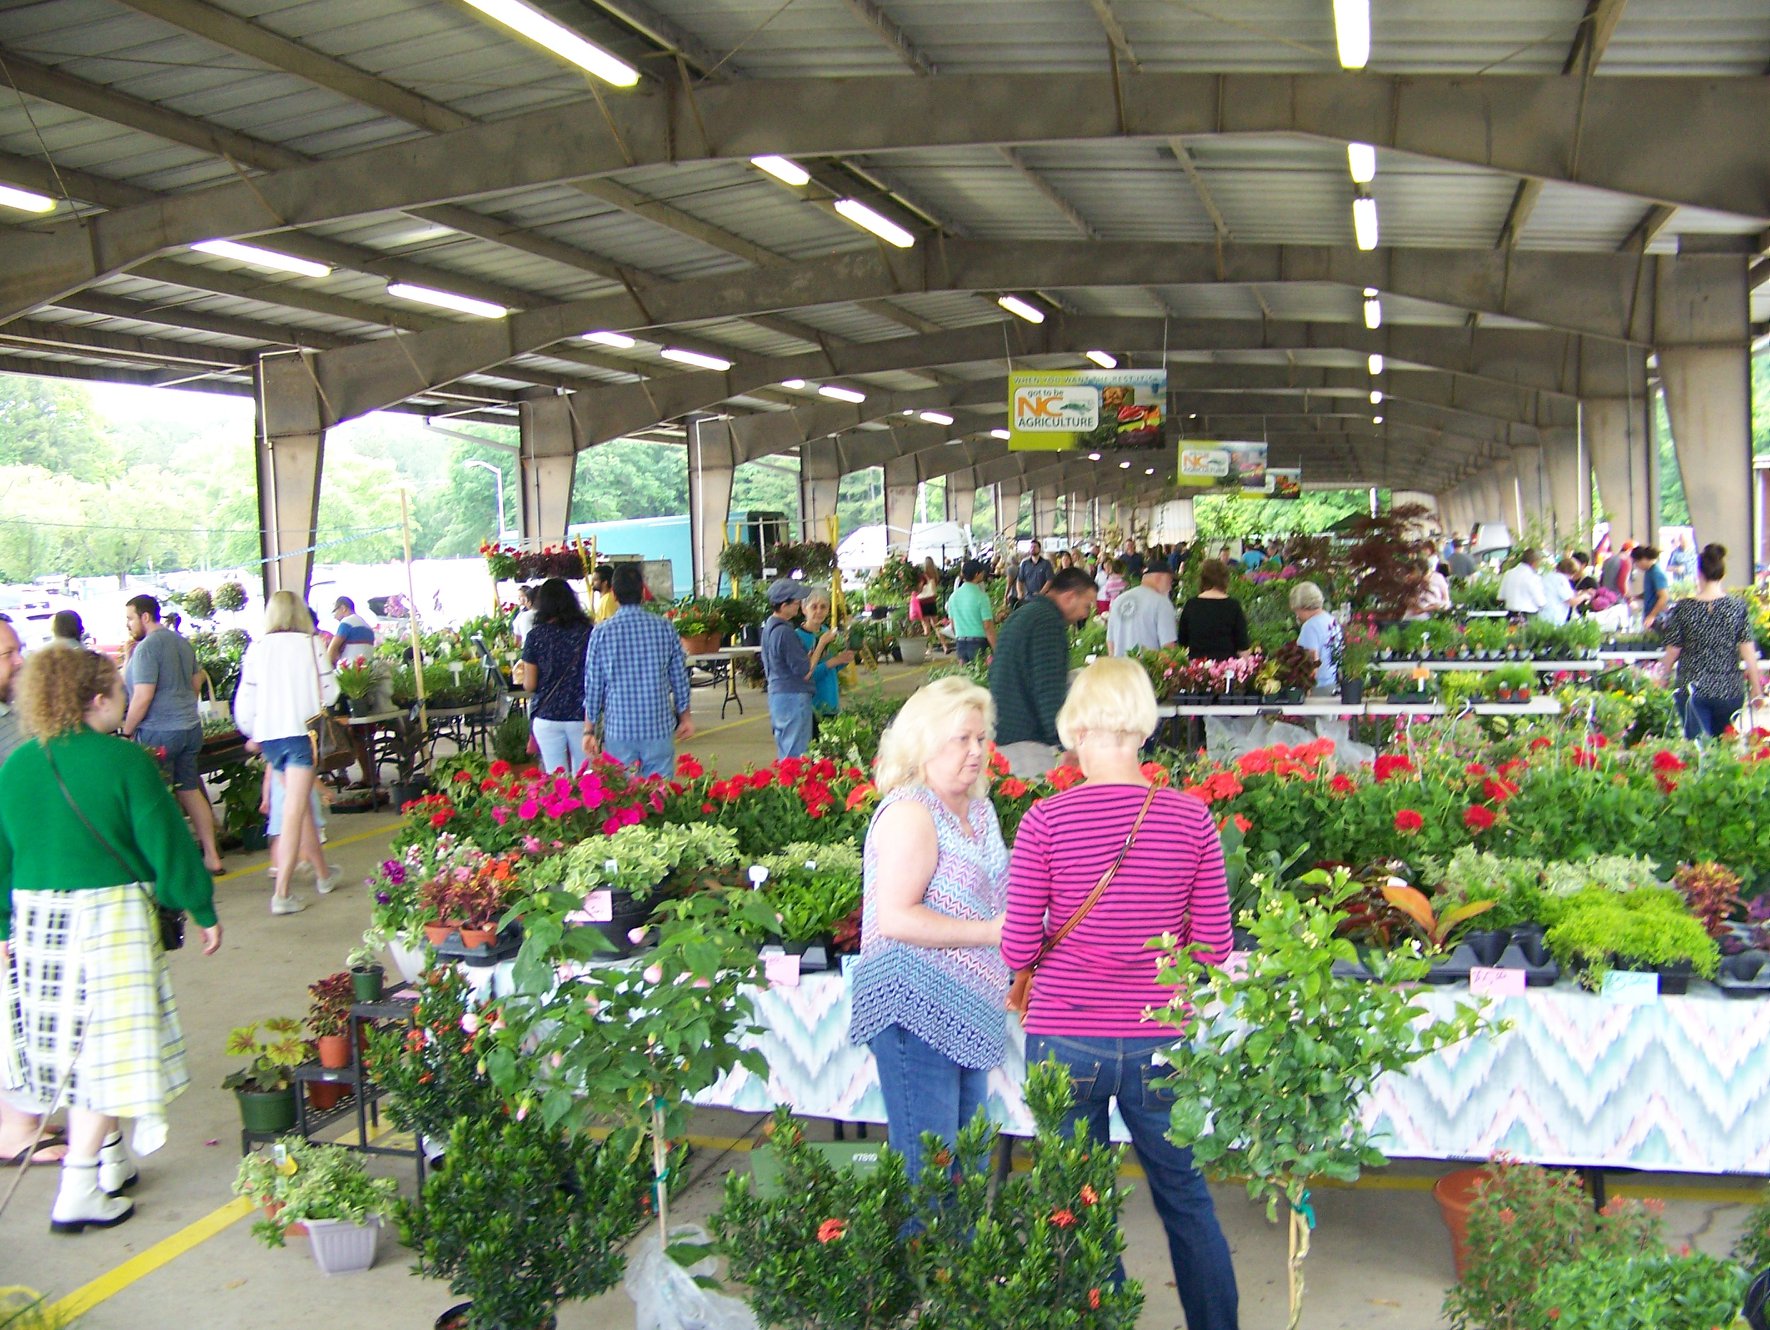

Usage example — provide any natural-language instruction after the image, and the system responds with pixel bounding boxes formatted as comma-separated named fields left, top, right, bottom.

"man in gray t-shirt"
left=121, top=594, right=220, bottom=871
left=1105, top=568, right=1179, bottom=657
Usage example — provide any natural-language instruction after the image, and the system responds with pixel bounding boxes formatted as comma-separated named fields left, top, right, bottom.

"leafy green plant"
left=306, top=971, right=354, bottom=1040
left=221, top=1018, right=305, bottom=1093
left=719, top=542, right=764, bottom=585
left=213, top=757, right=266, bottom=844
left=490, top=705, right=530, bottom=765
left=234, top=1139, right=398, bottom=1248
left=365, top=967, right=507, bottom=1150
left=1733, top=1182, right=1770, bottom=1273
left=1152, top=870, right=1501, bottom=1330
left=1542, top=887, right=1720, bottom=986
left=1464, top=618, right=1509, bottom=654
left=401, top=1114, right=646, bottom=1330
left=755, top=843, right=864, bottom=944
left=1525, top=1249, right=1743, bottom=1330
left=526, top=822, right=741, bottom=903
left=213, top=580, right=248, bottom=613
left=177, top=586, right=216, bottom=621
left=333, top=657, right=383, bottom=702
left=1068, top=619, right=1108, bottom=669
left=1443, top=1158, right=1602, bottom=1330
left=1380, top=882, right=1497, bottom=949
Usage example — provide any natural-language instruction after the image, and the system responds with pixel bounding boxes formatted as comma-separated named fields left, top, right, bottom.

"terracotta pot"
left=423, top=922, right=458, bottom=946
left=679, top=632, right=724, bottom=657
left=317, top=1034, right=351, bottom=1069
left=1432, top=1166, right=1492, bottom=1279
left=263, top=1199, right=308, bottom=1238
left=457, top=926, right=497, bottom=950
left=307, top=1080, right=349, bottom=1112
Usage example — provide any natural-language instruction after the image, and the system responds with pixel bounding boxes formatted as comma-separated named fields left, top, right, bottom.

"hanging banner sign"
left=1265, top=467, right=1303, bottom=500
left=1177, top=440, right=1268, bottom=491
left=1008, top=369, right=1166, bottom=452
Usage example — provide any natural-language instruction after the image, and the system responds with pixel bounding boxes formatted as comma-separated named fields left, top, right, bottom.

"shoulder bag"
left=1006, top=784, right=1158, bottom=1017
left=304, top=637, right=354, bottom=772
left=42, top=745, right=185, bottom=952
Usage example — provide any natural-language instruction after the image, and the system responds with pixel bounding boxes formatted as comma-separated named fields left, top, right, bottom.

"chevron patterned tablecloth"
left=695, top=973, right=1770, bottom=1175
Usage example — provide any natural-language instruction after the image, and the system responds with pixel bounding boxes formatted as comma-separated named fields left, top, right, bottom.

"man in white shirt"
left=1106, top=567, right=1179, bottom=656
left=1497, top=550, right=1548, bottom=617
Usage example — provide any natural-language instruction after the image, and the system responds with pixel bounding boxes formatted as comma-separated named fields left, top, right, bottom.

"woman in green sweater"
left=0, top=648, right=221, bottom=1234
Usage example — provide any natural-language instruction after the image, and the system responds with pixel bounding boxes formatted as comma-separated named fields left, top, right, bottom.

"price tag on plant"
left=583, top=890, right=613, bottom=923
left=748, top=865, right=769, bottom=889
left=1599, top=970, right=1660, bottom=1004
left=1469, top=966, right=1525, bottom=999
left=764, top=952, right=801, bottom=989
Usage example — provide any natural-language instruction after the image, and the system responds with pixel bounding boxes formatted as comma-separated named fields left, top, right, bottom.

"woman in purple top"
left=1003, top=658, right=1238, bottom=1330
left=848, top=677, right=1008, bottom=1182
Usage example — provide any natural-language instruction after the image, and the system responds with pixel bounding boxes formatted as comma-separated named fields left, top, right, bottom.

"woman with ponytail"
left=1658, top=544, right=1766, bottom=739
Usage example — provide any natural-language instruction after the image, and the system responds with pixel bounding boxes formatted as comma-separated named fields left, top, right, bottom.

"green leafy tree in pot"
left=1152, top=870, right=1502, bottom=1330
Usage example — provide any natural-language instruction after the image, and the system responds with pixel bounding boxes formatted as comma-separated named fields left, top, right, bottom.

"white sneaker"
left=51, top=1161, right=134, bottom=1233
left=270, top=895, right=306, bottom=916
left=98, top=1133, right=138, bottom=1197
left=316, top=867, right=344, bottom=896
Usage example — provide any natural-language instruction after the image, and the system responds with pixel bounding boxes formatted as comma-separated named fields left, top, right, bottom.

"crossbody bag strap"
left=42, top=743, right=142, bottom=884
left=1031, top=783, right=1159, bottom=966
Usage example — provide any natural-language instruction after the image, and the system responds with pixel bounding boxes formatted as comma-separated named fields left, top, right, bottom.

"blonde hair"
left=875, top=676, right=995, bottom=799
left=1057, top=658, right=1157, bottom=749
left=264, top=589, right=313, bottom=635
left=18, top=648, right=118, bottom=739
left=1288, top=580, right=1326, bottom=612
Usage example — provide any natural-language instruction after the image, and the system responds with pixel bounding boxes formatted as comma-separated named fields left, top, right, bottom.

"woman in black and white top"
left=1658, top=544, right=1765, bottom=740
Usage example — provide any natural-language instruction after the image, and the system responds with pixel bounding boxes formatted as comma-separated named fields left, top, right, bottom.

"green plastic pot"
left=235, top=1085, right=297, bottom=1134
left=350, top=964, right=385, bottom=1003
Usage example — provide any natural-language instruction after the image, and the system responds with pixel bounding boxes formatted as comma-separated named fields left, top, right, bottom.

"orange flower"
left=844, top=782, right=876, bottom=811
left=1050, top=1207, right=1076, bottom=1228
left=1088, top=1288, right=1101, bottom=1309
left=816, top=1217, right=847, bottom=1243
left=1080, top=1184, right=1098, bottom=1205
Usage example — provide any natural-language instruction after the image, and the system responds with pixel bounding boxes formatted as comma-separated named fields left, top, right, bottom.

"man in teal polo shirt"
left=946, top=560, right=996, bottom=664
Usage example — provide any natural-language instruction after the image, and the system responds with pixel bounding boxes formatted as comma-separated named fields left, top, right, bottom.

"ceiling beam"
left=1564, top=0, right=1631, bottom=75
left=1617, top=203, right=1676, bottom=253
left=1085, top=0, right=1141, bottom=69
left=997, top=148, right=1098, bottom=240
left=51, top=291, right=355, bottom=349
left=569, top=0, right=732, bottom=80
left=6, top=72, right=1766, bottom=323
left=839, top=0, right=936, bottom=76
left=1496, top=180, right=1544, bottom=249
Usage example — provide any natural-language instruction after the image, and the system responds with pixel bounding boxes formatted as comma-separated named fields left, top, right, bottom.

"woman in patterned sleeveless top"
left=1658, top=543, right=1765, bottom=739
left=847, top=678, right=1009, bottom=1182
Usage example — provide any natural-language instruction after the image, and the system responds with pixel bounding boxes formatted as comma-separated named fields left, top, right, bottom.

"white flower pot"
left=307, top=1216, right=381, bottom=1275
left=388, top=934, right=427, bottom=985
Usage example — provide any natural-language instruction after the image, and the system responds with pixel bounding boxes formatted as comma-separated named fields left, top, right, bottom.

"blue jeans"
left=260, top=734, right=314, bottom=770
left=768, top=691, right=815, bottom=759
left=137, top=724, right=202, bottom=791
left=954, top=637, right=988, bottom=664
left=603, top=732, right=675, bottom=779
left=1028, top=1033, right=1240, bottom=1330
left=1681, top=691, right=1743, bottom=741
left=869, top=1024, right=991, bottom=1184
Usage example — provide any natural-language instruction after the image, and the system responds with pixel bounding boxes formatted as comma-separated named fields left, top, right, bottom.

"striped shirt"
left=1003, top=784, right=1233, bottom=1036
left=582, top=606, right=692, bottom=745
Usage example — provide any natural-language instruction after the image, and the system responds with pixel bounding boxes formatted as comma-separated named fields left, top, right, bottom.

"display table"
left=687, top=646, right=760, bottom=720
left=694, top=971, right=1770, bottom=1174
left=1376, top=659, right=1603, bottom=673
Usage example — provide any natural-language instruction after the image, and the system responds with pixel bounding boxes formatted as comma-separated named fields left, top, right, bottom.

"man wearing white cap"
left=761, top=578, right=817, bottom=759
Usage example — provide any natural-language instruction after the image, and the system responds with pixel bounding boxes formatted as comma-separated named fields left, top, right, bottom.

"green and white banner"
left=1007, top=369, right=1166, bottom=452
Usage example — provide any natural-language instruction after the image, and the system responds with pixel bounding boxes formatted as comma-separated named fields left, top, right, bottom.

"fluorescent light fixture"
left=832, top=198, right=915, bottom=248
left=1352, top=196, right=1379, bottom=250
left=751, top=155, right=811, bottom=187
left=1333, top=0, right=1371, bottom=69
left=990, top=428, right=1011, bottom=440
left=1373, top=414, right=1385, bottom=424
left=918, top=410, right=955, bottom=425
left=1145, top=467, right=1156, bottom=475
left=900, top=409, right=915, bottom=416
left=1347, top=142, right=1377, bottom=185
left=1367, top=353, right=1384, bottom=375
left=1087, top=452, right=1102, bottom=462
left=660, top=347, right=732, bottom=371
left=0, top=183, right=56, bottom=214
left=1119, top=460, right=1132, bottom=469
left=582, top=330, right=636, bottom=348
left=781, top=378, right=808, bottom=390
left=1363, top=296, right=1383, bottom=330
left=386, top=282, right=506, bottom=318
left=997, top=294, right=1045, bottom=324
left=461, top=0, right=639, bottom=86
left=1363, top=285, right=1379, bottom=297
left=1369, top=390, right=1384, bottom=405
left=193, top=239, right=330, bottom=278
left=818, top=384, right=867, bottom=403
left=1084, top=350, right=1118, bottom=369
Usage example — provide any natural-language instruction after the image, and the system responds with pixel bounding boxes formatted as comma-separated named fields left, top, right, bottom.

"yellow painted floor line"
left=47, top=1196, right=253, bottom=1321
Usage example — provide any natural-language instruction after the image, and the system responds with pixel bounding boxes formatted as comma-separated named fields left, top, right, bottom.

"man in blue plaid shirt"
left=582, top=564, right=694, bottom=778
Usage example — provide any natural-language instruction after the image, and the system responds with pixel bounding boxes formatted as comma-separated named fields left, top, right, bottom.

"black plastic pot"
left=391, top=774, right=432, bottom=809
left=1460, top=929, right=1509, bottom=967
left=1654, top=959, right=1694, bottom=996
left=588, top=889, right=653, bottom=959
left=435, top=1304, right=557, bottom=1330
left=1340, top=678, right=1365, bottom=705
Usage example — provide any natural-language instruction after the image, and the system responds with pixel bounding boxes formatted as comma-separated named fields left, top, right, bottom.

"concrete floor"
left=2, top=661, right=1760, bottom=1329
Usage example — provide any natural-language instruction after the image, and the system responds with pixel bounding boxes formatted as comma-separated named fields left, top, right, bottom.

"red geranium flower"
left=1046, top=764, right=1086, bottom=791
left=1482, top=777, right=1517, bottom=804
left=1651, top=749, right=1687, bottom=773
left=1329, top=774, right=1356, bottom=796
left=1465, top=763, right=1488, bottom=777
left=451, top=769, right=474, bottom=783
left=1373, top=754, right=1416, bottom=783
left=816, top=1217, right=847, bottom=1243
left=997, top=777, right=1029, bottom=799
left=1464, top=805, right=1496, bottom=832
left=1394, top=809, right=1424, bottom=834
left=489, top=759, right=511, bottom=777
left=676, top=754, right=704, bottom=779
left=1529, top=736, right=1553, bottom=751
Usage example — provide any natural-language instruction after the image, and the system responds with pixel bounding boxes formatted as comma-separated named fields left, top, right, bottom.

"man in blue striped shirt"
left=582, top=564, right=693, bottom=778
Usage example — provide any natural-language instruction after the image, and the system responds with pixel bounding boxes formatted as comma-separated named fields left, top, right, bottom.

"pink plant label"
left=1469, top=966, right=1525, bottom=998
left=584, top=890, right=613, bottom=923
left=764, top=953, right=801, bottom=988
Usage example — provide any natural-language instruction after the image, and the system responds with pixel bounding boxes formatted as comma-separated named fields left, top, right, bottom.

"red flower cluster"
left=1233, top=738, right=1334, bottom=778
left=1049, top=1207, right=1077, bottom=1229
left=1394, top=809, right=1424, bottom=834
left=1329, top=774, right=1357, bottom=796
left=1373, top=754, right=1416, bottom=783
left=1181, top=770, right=1245, bottom=806
left=1651, top=749, right=1687, bottom=774
left=816, top=1217, right=846, bottom=1243
left=997, top=777, right=1030, bottom=799
left=676, top=753, right=705, bottom=779
left=705, top=756, right=853, bottom=821
left=1464, top=805, right=1496, bottom=832
left=1481, top=777, right=1518, bottom=804
left=1045, top=764, right=1087, bottom=792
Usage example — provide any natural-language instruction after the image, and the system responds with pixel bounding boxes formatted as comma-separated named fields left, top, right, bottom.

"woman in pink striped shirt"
left=1003, top=658, right=1238, bottom=1330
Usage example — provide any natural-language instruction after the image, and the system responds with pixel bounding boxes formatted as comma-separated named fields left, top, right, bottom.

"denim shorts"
left=260, top=734, right=315, bottom=771
left=137, top=725, right=202, bottom=792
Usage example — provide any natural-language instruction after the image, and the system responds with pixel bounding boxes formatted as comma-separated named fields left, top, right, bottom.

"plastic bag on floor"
left=625, top=1224, right=759, bottom=1330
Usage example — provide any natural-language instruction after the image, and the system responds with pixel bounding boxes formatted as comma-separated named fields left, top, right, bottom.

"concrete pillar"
left=254, top=352, right=325, bottom=601
left=1662, top=347, right=1753, bottom=563
left=517, top=395, right=580, bottom=547
left=1584, top=396, right=1657, bottom=546
left=945, top=466, right=978, bottom=537
left=997, top=481, right=1026, bottom=538
left=1033, top=486, right=1060, bottom=541
left=1541, top=427, right=1591, bottom=551
left=1509, top=446, right=1545, bottom=535
left=799, top=443, right=841, bottom=540
left=883, top=454, right=917, bottom=549
left=687, top=414, right=735, bottom=597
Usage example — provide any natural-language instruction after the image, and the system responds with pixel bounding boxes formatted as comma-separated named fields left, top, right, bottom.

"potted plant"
left=663, top=596, right=729, bottom=656
left=222, top=1018, right=307, bottom=1133
left=718, top=541, right=763, bottom=590
left=333, top=658, right=387, bottom=716
left=1543, top=886, right=1720, bottom=992
left=753, top=843, right=863, bottom=964
left=1337, top=623, right=1378, bottom=704
left=236, top=1139, right=398, bottom=1273
left=349, top=938, right=387, bottom=1003
left=214, top=756, right=269, bottom=852
left=402, top=1115, right=646, bottom=1330
left=1153, top=870, right=1498, bottom=1330
left=307, top=972, right=356, bottom=1070
left=364, top=967, right=507, bottom=1160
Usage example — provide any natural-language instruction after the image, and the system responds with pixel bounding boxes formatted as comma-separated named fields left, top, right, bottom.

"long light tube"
left=781, top=378, right=808, bottom=390
left=1347, top=142, right=1377, bottom=184
left=386, top=282, right=506, bottom=318
left=660, top=347, right=732, bottom=371
left=818, top=384, right=867, bottom=403
left=1363, top=296, right=1383, bottom=330
left=1085, top=350, right=1118, bottom=368
left=193, top=239, right=330, bottom=278
left=751, top=155, right=811, bottom=187
left=990, top=428, right=1010, bottom=440
left=461, top=0, right=639, bottom=85
left=582, top=330, right=636, bottom=348
left=1352, top=196, right=1379, bottom=250
left=1370, top=390, right=1384, bottom=405
left=0, top=183, right=57, bottom=214
left=832, top=198, right=915, bottom=248
left=1333, top=0, right=1371, bottom=69
left=997, top=294, right=1045, bottom=324
left=918, top=410, right=954, bottom=425
left=1367, top=353, right=1384, bottom=375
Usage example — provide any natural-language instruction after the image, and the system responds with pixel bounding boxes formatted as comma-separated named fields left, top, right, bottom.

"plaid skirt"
left=2, top=885, right=189, bottom=1152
